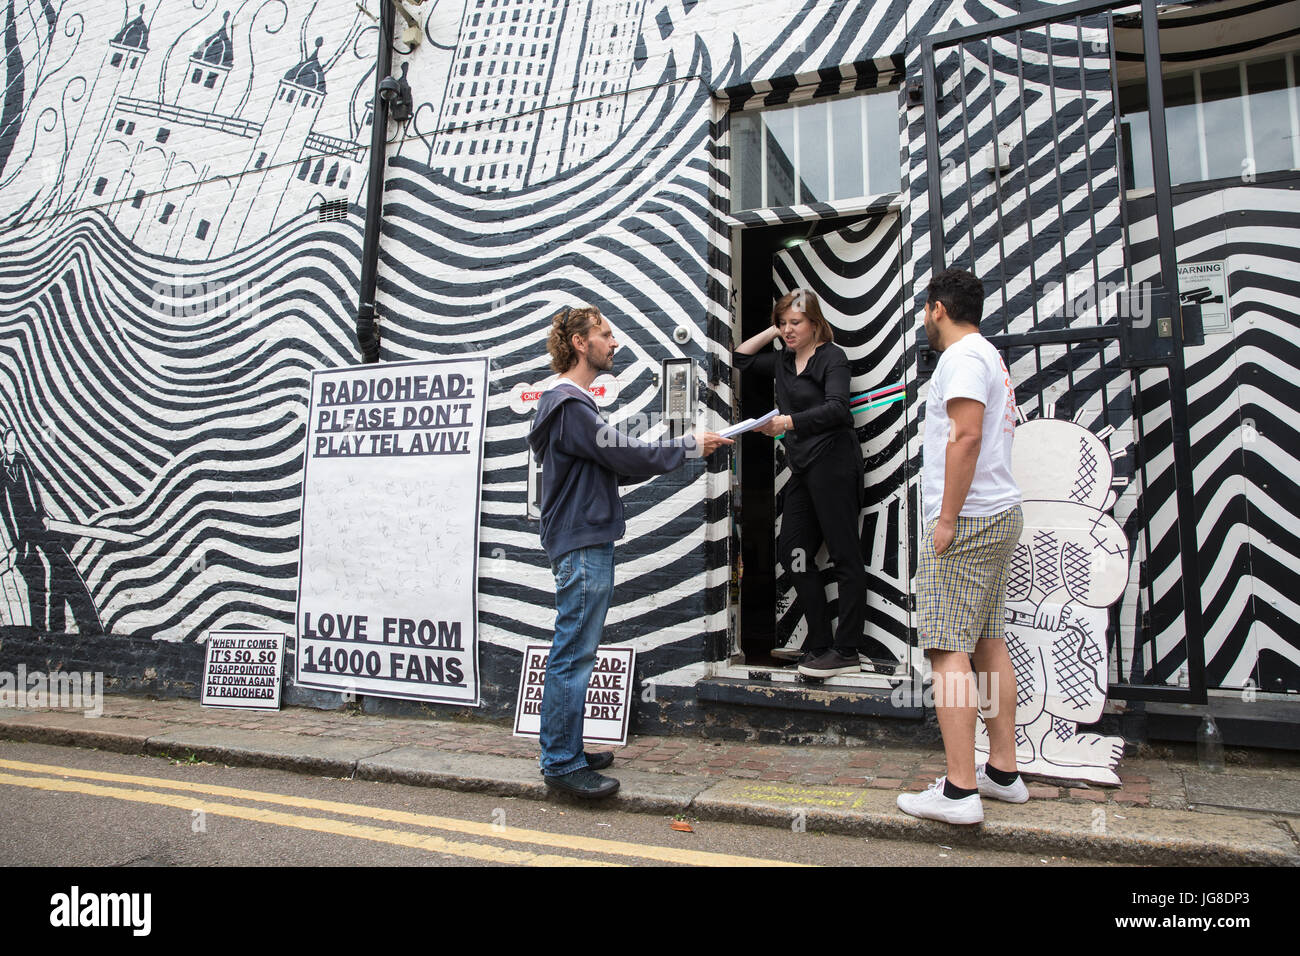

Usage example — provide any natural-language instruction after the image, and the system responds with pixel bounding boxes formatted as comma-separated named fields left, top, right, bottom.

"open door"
left=765, top=212, right=914, bottom=678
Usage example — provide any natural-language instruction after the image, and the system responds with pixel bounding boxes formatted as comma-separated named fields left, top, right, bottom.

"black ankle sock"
left=984, top=764, right=1020, bottom=786
left=943, top=779, right=978, bottom=800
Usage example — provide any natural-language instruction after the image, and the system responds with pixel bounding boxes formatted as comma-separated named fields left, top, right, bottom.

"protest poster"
left=513, top=644, right=635, bottom=745
left=201, top=630, right=285, bottom=710
left=295, top=356, right=488, bottom=706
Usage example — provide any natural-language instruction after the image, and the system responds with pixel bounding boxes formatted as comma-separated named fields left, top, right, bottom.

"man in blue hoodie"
left=527, top=305, right=731, bottom=798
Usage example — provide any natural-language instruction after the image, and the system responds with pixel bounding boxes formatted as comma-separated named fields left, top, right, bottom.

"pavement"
left=1, top=694, right=1297, bottom=865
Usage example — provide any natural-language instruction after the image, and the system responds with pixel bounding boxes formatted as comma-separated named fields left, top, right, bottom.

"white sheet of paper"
left=718, top=409, right=778, bottom=439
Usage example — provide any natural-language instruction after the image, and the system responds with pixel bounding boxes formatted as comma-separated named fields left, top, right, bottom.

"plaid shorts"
left=916, top=505, right=1024, bottom=654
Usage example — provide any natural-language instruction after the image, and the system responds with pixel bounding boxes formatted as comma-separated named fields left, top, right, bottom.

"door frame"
left=721, top=208, right=913, bottom=692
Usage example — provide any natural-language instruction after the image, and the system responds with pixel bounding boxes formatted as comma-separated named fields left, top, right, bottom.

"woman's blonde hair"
left=771, top=289, right=834, bottom=344
left=547, top=305, right=603, bottom=372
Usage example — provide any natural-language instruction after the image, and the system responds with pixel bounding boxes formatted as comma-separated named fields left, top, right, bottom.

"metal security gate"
left=919, top=0, right=1208, bottom=702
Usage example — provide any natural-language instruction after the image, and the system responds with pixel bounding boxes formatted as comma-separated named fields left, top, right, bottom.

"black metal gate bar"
left=1104, top=9, right=1147, bottom=695
left=956, top=46, right=981, bottom=277
left=1073, top=16, right=1106, bottom=306
left=922, top=0, right=1137, bottom=279
left=1045, top=27, right=1074, bottom=292
left=919, top=0, right=1209, bottom=702
left=1012, top=31, right=1041, bottom=336
left=1137, top=0, right=1208, bottom=702
left=981, top=40, right=1012, bottom=333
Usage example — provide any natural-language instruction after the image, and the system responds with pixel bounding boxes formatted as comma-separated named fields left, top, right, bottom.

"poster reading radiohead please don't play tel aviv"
left=295, top=357, right=489, bottom=706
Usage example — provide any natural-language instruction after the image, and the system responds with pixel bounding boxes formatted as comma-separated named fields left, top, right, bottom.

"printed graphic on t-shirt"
left=996, top=351, right=1017, bottom=436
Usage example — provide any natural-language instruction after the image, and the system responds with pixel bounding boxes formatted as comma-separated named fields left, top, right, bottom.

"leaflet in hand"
left=718, top=409, right=779, bottom=439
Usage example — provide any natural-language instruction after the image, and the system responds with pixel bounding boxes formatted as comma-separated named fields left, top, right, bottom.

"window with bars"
left=1120, top=51, right=1300, bottom=189
left=728, top=89, right=901, bottom=212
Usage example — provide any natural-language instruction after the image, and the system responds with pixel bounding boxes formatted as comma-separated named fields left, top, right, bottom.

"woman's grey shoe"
left=797, top=648, right=861, bottom=678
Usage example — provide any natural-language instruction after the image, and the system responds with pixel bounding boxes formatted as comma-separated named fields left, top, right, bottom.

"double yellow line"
left=0, top=758, right=806, bottom=867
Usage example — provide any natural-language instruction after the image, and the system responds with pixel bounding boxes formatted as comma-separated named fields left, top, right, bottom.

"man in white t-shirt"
left=898, top=269, right=1027, bottom=825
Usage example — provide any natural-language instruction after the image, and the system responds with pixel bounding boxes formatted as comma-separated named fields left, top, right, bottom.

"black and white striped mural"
left=0, top=0, right=376, bottom=643
left=1125, top=184, right=1300, bottom=696
left=0, top=0, right=1294, bottom=723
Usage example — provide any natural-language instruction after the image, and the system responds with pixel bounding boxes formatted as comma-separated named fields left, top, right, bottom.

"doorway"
left=730, top=211, right=914, bottom=681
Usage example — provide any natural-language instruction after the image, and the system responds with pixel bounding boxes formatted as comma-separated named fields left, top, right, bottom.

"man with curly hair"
left=526, top=306, right=730, bottom=799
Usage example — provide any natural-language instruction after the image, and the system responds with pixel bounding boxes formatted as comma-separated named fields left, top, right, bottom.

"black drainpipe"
left=355, top=0, right=394, bottom=364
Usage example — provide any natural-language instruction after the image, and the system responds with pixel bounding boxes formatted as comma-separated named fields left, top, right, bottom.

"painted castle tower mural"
left=1, top=2, right=373, bottom=256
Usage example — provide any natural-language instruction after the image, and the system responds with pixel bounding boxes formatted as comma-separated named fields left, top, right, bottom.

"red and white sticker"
left=509, top=374, right=620, bottom=414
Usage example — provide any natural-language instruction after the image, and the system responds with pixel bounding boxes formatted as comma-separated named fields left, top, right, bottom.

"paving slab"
left=0, top=710, right=177, bottom=754
left=981, top=799, right=1298, bottom=865
left=1185, top=771, right=1300, bottom=817
left=357, top=747, right=546, bottom=797
left=690, top=778, right=1299, bottom=865
left=357, top=747, right=710, bottom=812
left=144, top=727, right=396, bottom=776
left=604, top=767, right=712, bottom=813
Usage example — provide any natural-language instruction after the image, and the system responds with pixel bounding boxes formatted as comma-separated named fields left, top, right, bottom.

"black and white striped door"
left=770, top=212, right=914, bottom=673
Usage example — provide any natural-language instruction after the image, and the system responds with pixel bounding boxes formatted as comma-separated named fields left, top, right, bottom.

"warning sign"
left=202, top=630, right=285, bottom=710
left=512, top=644, right=635, bottom=745
left=1178, top=260, right=1230, bottom=334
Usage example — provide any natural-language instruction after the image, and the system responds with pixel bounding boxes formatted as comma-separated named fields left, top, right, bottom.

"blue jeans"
left=540, top=542, right=615, bottom=776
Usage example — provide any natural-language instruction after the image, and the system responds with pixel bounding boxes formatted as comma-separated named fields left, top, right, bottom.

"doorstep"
left=695, top=677, right=922, bottom=719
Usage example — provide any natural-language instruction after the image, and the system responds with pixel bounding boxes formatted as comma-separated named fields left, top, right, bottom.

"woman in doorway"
left=734, top=289, right=867, bottom=679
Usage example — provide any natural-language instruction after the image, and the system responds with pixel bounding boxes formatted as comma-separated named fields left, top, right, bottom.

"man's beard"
left=924, top=320, right=939, bottom=350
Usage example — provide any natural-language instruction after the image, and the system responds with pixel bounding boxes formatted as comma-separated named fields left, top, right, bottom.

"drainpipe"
left=355, top=0, right=395, bottom=363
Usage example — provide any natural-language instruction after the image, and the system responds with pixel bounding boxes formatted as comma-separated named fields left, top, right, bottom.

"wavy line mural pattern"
left=0, top=0, right=1294, bottom=721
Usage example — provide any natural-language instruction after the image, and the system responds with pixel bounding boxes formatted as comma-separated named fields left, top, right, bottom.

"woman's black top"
left=734, top=341, right=861, bottom=473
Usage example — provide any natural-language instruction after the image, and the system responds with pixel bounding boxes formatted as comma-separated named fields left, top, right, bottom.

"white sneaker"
left=770, top=643, right=804, bottom=661
left=976, top=764, right=1029, bottom=803
left=896, top=777, right=984, bottom=824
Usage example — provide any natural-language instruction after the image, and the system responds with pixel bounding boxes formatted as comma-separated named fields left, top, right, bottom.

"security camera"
left=377, top=71, right=413, bottom=122
left=672, top=325, right=691, bottom=345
